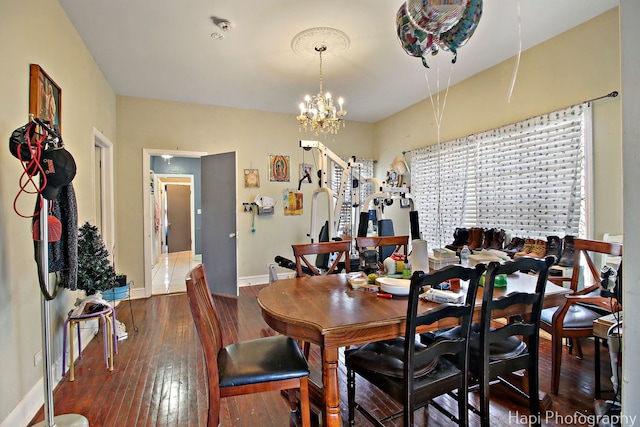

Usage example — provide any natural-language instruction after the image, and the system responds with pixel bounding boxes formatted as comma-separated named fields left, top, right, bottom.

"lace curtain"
left=411, top=103, right=590, bottom=248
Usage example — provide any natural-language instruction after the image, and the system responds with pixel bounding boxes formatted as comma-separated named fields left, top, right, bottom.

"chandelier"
left=297, top=45, right=346, bottom=135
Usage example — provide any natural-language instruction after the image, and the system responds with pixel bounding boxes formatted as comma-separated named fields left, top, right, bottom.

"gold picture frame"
left=244, top=169, right=260, bottom=187
left=29, top=64, right=62, bottom=132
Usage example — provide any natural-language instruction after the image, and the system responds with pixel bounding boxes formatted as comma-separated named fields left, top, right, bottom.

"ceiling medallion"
left=291, top=27, right=350, bottom=57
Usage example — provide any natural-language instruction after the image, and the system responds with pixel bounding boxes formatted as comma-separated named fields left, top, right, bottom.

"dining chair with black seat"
left=539, top=238, right=623, bottom=395
left=475, top=256, right=554, bottom=427
left=345, top=264, right=486, bottom=427
left=422, top=256, right=554, bottom=427
left=291, top=240, right=351, bottom=277
left=185, top=264, right=311, bottom=427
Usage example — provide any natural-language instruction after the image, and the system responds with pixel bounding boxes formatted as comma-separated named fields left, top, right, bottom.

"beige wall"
left=0, top=0, right=116, bottom=423
left=116, top=97, right=374, bottom=284
left=376, top=9, right=622, bottom=241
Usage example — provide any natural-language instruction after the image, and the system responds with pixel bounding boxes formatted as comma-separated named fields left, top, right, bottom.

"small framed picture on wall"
left=244, top=169, right=260, bottom=187
left=269, top=154, right=290, bottom=182
left=299, top=163, right=313, bottom=184
left=29, top=64, right=62, bottom=132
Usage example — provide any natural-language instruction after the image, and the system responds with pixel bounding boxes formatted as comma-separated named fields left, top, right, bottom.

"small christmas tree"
left=77, top=222, right=117, bottom=295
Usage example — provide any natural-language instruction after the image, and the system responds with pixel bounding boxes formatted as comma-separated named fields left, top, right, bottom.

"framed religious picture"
left=244, top=169, right=260, bottom=187
left=29, top=64, right=62, bottom=132
left=269, top=154, right=290, bottom=182
left=299, top=163, right=313, bottom=184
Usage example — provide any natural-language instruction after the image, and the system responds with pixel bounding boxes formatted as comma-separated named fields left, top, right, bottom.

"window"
left=331, top=158, right=375, bottom=236
left=411, top=103, right=590, bottom=248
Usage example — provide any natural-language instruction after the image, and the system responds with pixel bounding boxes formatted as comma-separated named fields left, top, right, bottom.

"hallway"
left=151, top=251, right=201, bottom=294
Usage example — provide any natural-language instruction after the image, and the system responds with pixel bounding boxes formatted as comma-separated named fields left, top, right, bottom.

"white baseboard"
left=0, top=323, right=98, bottom=427
left=0, top=378, right=43, bottom=427
left=129, top=287, right=147, bottom=300
left=238, top=272, right=295, bottom=287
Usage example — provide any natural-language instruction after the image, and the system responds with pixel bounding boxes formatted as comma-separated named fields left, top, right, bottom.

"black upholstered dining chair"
left=428, top=256, right=553, bottom=427
left=185, top=264, right=311, bottom=427
left=422, top=256, right=553, bottom=427
left=473, top=256, right=553, bottom=427
left=345, top=264, right=486, bottom=427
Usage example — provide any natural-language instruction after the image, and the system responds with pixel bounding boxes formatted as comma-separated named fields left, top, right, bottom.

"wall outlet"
left=34, top=349, right=42, bottom=367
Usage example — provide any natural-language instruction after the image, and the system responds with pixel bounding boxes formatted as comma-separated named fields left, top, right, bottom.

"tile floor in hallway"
left=151, top=250, right=201, bottom=294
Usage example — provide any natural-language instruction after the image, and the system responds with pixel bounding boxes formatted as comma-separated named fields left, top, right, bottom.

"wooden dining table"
left=257, top=271, right=570, bottom=427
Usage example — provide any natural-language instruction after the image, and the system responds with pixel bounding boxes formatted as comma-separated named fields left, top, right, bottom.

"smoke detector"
left=211, top=17, right=234, bottom=40
left=216, top=19, right=233, bottom=31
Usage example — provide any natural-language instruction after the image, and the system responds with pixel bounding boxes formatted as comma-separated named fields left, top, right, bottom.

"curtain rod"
left=585, top=90, right=618, bottom=105
left=404, top=90, right=620, bottom=156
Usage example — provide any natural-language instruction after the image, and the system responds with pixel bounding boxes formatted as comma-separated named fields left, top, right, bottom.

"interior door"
left=201, top=152, right=237, bottom=296
left=166, top=184, right=191, bottom=252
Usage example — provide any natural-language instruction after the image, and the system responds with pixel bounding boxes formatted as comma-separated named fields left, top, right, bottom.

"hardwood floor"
left=30, top=285, right=616, bottom=426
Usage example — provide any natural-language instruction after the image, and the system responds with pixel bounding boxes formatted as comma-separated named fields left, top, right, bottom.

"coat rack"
left=28, top=117, right=87, bottom=426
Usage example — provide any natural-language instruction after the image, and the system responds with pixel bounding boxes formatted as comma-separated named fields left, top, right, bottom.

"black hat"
left=39, top=147, right=76, bottom=200
left=9, top=122, right=40, bottom=161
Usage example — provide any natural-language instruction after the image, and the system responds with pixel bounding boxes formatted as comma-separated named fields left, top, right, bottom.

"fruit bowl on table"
left=347, top=273, right=369, bottom=288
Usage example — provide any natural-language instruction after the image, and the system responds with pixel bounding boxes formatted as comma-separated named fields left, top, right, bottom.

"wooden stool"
left=62, top=306, right=118, bottom=381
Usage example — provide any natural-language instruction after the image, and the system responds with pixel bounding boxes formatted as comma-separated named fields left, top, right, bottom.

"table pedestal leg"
left=322, top=347, right=341, bottom=427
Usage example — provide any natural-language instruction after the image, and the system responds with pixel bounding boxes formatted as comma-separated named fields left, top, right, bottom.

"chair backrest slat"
left=479, top=256, right=554, bottom=364
left=570, top=238, right=623, bottom=293
left=405, top=264, right=486, bottom=401
left=475, top=256, right=554, bottom=427
left=186, top=264, right=222, bottom=427
left=292, top=240, right=351, bottom=277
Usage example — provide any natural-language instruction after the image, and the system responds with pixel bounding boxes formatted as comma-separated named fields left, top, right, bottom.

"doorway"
left=142, top=150, right=238, bottom=297
left=154, top=174, right=195, bottom=257
left=143, top=149, right=207, bottom=298
left=152, top=173, right=196, bottom=294
left=93, top=128, right=115, bottom=252
left=165, top=183, right=192, bottom=252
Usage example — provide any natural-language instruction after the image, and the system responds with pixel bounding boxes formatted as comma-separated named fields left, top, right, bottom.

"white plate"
left=376, top=277, right=411, bottom=296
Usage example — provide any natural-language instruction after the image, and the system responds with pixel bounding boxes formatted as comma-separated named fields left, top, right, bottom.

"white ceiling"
left=58, top=0, right=618, bottom=123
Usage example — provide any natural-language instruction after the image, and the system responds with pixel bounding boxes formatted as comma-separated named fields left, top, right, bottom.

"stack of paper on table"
left=468, top=249, right=509, bottom=266
left=431, top=248, right=457, bottom=259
